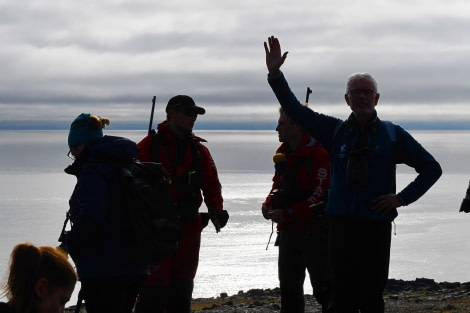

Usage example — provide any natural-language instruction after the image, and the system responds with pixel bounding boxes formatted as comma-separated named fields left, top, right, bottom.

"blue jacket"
left=65, top=135, right=148, bottom=279
left=268, top=72, right=442, bottom=222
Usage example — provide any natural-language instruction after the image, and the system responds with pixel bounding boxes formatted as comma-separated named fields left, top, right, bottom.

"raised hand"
left=264, top=36, right=288, bottom=76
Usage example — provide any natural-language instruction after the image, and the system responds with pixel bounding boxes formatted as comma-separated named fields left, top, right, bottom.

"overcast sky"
left=1, top=0, right=470, bottom=129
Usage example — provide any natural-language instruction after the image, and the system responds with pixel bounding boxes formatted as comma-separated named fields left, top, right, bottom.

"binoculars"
left=346, top=147, right=369, bottom=188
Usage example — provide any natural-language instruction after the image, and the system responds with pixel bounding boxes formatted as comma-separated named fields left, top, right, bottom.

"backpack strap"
left=150, top=130, right=202, bottom=178
left=330, top=121, right=348, bottom=156
left=150, top=129, right=162, bottom=162
left=382, top=120, right=398, bottom=163
left=383, top=120, right=396, bottom=142
left=150, top=130, right=204, bottom=221
left=330, top=120, right=396, bottom=153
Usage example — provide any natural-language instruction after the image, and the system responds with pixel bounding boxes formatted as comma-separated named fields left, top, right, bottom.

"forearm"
left=398, top=159, right=442, bottom=205
left=268, top=72, right=342, bottom=147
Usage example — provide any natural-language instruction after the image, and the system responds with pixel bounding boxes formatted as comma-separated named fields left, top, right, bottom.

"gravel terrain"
left=66, top=278, right=470, bottom=313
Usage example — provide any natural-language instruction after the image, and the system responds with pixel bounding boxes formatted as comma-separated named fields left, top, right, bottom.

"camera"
left=459, top=181, right=470, bottom=213
left=346, top=147, right=369, bottom=188
left=270, top=188, right=290, bottom=210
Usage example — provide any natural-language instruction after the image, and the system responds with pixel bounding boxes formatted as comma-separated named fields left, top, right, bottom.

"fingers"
left=214, top=220, right=221, bottom=233
left=264, top=41, right=269, bottom=54
left=373, top=194, right=400, bottom=216
left=261, top=205, right=271, bottom=220
left=264, top=35, right=288, bottom=76
left=265, top=36, right=280, bottom=53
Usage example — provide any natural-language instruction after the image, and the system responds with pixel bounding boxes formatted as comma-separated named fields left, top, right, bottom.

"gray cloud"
left=1, top=0, right=469, bottom=129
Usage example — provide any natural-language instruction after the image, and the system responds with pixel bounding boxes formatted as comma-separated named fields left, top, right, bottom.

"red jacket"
left=137, top=121, right=223, bottom=216
left=263, top=133, right=330, bottom=231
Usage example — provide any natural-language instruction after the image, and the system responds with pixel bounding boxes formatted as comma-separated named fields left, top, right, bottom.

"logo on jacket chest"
left=339, top=144, right=347, bottom=159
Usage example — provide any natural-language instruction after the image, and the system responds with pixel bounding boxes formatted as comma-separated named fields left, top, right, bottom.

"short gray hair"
left=346, top=72, right=378, bottom=93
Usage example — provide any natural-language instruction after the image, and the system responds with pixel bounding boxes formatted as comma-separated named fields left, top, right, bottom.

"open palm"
left=264, top=36, right=288, bottom=76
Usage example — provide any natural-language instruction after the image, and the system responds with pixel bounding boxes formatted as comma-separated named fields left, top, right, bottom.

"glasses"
left=67, top=150, right=75, bottom=160
left=348, top=89, right=376, bottom=97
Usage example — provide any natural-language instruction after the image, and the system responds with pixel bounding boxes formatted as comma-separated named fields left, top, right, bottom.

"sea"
left=1, top=129, right=470, bottom=307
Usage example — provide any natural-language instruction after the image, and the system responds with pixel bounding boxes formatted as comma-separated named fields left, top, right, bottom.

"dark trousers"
left=80, top=276, right=146, bottom=313
left=278, top=228, right=332, bottom=313
left=328, top=216, right=392, bottom=313
left=135, top=280, right=194, bottom=313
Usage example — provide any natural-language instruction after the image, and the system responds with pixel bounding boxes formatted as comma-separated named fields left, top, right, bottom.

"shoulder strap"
left=150, top=129, right=162, bottom=162
left=382, top=120, right=398, bottom=163
left=330, top=120, right=396, bottom=154
left=330, top=121, right=348, bottom=156
left=382, top=121, right=396, bottom=142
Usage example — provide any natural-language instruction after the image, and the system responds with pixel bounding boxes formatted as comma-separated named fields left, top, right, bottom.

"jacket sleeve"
left=137, top=135, right=154, bottom=162
left=199, top=143, right=224, bottom=212
left=395, top=126, right=442, bottom=205
left=66, top=163, right=109, bottom=257
left=263, top=172, right=281, bottom=207
left=268, top=72, right=342, bottom=152
left=286, top=146, right=330, bottom=221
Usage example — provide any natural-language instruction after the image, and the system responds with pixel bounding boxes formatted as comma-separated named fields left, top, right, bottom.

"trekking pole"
left=305, top=87, right=312, bottom=104
left=74, top=288, right=84, bottom=313
left=148, top=96, right=156, bottom=135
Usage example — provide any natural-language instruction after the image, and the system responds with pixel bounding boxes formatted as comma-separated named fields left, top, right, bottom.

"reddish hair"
left=1, top=243, right=77, bottom=313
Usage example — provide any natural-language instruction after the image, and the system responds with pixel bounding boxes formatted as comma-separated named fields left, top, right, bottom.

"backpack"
left=117, top=160, right=182, bottom=265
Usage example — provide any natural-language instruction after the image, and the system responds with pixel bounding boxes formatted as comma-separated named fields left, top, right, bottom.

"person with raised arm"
left=264, top=35, right=442, bottom=313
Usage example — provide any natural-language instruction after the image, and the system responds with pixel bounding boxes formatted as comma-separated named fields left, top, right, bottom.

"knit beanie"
left=68, top=113, right=104, bottom=147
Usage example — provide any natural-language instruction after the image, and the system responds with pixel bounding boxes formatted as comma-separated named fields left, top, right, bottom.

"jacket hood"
left=65, top=135, right=137, bottom=175
left=87, top=135, right=137, bottom=160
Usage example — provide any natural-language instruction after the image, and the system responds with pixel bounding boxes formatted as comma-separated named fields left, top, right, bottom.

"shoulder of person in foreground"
left=136, top=134, right=153, bottom=162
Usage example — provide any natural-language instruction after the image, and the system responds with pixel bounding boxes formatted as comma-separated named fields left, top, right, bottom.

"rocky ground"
left=66, top=278, right=470, bottom=313
left=190, top=278, right=470, bottom=313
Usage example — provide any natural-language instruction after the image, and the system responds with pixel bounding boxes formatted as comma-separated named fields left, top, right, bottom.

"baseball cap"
left=165, top=95, right=206, bottom=115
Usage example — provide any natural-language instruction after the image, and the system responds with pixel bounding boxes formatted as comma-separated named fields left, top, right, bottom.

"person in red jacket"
left=262, top=107, right=332, bottom=313
left=135, top=95, right=227, bottom=313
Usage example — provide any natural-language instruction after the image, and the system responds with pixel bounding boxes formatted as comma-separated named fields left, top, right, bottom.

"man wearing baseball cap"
left=135, top=95, right=228, bottom=313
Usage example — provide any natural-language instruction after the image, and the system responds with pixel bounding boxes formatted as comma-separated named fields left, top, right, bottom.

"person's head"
left=165, top=95, right=205, bottom=136
left=1, top=243, right=77, bottom=313
left=344, top=72, right=380, bottom=123
left=276, top=107, right=304, bottom=148
left=67, top=113, right=110, bottom=158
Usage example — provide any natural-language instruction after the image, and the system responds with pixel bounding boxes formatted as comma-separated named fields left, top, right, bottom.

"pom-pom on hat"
left=273, top=153, right=287, bottom=175
left=165, top=95, right=205, bottom=115
left=68, top=113, right=104, bottom=147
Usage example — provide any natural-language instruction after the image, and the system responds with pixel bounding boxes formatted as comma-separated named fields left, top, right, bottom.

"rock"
left=65, top=278, right=470, bottom=313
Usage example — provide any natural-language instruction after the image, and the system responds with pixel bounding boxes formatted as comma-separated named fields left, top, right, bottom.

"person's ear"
left=34, top=278, right=48, bottom=300
left=345, top=94, right=351, bottom=107
left=167, top=108, right=178, bottom=120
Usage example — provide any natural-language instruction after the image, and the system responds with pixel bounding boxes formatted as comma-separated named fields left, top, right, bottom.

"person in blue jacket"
left=264, top=36, right=442, bottom=313
left=63, top=113, right=148, bottom=313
